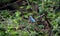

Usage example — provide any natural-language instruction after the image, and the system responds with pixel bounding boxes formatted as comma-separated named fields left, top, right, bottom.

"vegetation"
left=0, top=0, right=60, bottom=36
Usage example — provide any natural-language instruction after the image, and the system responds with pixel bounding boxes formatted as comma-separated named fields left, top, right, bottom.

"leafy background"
left=0, top=0, right=60, bottom=36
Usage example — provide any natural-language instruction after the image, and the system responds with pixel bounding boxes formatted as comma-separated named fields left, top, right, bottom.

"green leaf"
left=30, top=31, right=37, bottom=36
left=26, top=5, right=31, bottom=9
left=15, top=11, right=21, bottom=17
left=24, top=15, right=28, bottom=18
left=39, top=25, right=44, bottom=29
left=29, top=0, right=33, bottom=2
left=20, top=6, right=24, bottom=8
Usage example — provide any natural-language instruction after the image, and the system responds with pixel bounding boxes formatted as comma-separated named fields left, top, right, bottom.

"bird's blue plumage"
left=29, top=16, right=36, bottom=22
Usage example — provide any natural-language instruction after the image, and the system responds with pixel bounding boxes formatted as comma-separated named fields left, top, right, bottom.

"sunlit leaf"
left=26, top=5, right=31, bottom=9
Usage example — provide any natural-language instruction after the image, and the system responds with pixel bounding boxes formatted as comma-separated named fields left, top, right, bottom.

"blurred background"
left=0, top=0, right=60, bottom=36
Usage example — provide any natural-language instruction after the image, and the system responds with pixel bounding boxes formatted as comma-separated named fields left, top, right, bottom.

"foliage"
left=0, top=0, right=60, bottom=36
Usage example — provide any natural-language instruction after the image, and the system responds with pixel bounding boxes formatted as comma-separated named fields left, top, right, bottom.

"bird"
left=29, top=16, right=36, bottom=23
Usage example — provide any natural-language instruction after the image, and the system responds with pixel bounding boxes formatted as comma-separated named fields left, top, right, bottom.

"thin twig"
left=26, top=0, right=35, bottom=11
